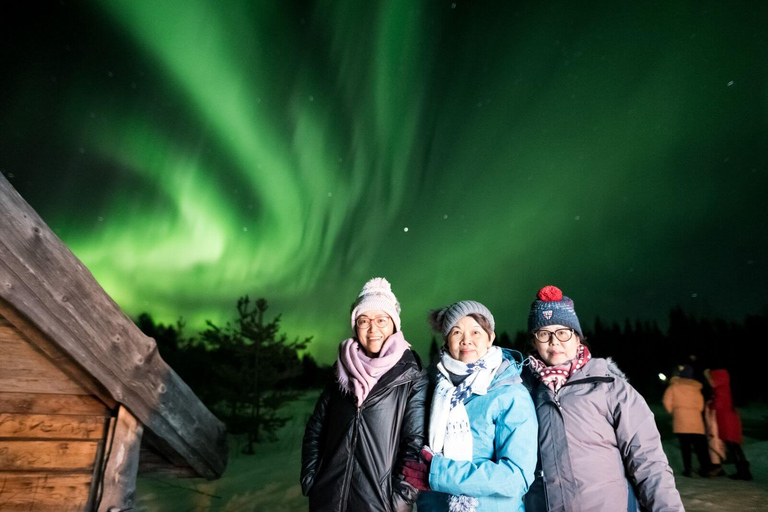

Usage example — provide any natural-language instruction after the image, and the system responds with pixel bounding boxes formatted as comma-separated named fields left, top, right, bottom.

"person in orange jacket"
left=663, top=364, right=714, bottom=477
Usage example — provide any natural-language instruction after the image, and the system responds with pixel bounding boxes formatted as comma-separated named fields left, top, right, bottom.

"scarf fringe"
left=449, top=494, right=479, bottom=512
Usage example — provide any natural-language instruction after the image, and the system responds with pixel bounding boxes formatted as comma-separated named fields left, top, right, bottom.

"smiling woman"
left=445, top=314, right=495, bottom=364
left=301, top=278, right=428, bottom=512
left=407, top=300, right=537, bottom=512
left=521, top=285, right=684, bottom=511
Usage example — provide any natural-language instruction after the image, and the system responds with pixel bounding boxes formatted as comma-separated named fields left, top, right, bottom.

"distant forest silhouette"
left=138, top=301, right=767, bottom=448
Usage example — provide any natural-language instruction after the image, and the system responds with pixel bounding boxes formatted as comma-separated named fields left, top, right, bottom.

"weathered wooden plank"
left=0, top=377, right=88, bottom=396
left=0, top=173, right=227, bottom=479
left=0, top=413, right=106, bottom=440
left=0, top=472, right=91, bottom=511
left=0, top=440, right=99, bottom=471
left=97, top=406, right=143, bottom=512
left=0, top=392, right=108, bottom=416
left=0, top=324, right=91, bottom=395
left=0, top=306, right=114, bottom=404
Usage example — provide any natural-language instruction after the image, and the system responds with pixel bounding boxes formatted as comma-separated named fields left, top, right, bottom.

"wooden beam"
left=0, top=174, right=226, bottom=478
left=97, top=406, right=143, bottom=512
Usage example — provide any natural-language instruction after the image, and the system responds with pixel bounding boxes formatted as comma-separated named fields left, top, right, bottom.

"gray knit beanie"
left=428, top=300, right=495, bottom=338
left=527, top=285, right=583, bottom=338
left=350, top=277, right=401, bottom=332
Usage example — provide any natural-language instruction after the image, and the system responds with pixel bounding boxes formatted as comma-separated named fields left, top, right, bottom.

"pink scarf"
left=528, top=344, right=592, bottom=392
left=336, top=331, right=410, bottom=406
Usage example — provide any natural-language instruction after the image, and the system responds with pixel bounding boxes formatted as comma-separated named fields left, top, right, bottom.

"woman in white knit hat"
left=405, top=300, right=538, bottom=512
left=301, top=278, right=428, bottom=512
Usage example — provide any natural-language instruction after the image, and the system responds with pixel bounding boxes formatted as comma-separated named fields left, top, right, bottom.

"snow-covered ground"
left=135, top=392, right=768, bottom=511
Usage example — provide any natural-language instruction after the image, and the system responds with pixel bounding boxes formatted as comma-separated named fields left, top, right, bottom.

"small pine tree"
left=201, top=296, right=311, bottom=454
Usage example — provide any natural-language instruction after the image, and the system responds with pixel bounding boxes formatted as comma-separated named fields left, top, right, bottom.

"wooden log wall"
left=0, top=173, right=226, bottom=480
left=0, top=315, right=110, bottom=512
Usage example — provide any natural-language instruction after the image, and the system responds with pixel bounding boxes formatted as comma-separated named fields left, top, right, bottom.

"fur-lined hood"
left=568, top=356, right=629, bottom=383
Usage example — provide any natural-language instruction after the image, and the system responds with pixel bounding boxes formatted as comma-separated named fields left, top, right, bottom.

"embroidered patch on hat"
left=542, top=310, right=553, bottom=320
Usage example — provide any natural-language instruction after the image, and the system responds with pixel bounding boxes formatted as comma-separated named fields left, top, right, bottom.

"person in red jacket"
left=706, top=369, right=753, bottom=480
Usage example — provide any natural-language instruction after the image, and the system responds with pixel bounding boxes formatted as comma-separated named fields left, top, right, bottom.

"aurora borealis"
left=2, top=1, right=766, bottom=362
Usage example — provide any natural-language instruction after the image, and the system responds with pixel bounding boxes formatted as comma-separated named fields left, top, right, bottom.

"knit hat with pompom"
left=527, top=285, right=583, bottom=337
left=428, top=300, right=495, bottom=338
left=350, top=277, right=401, bottom=333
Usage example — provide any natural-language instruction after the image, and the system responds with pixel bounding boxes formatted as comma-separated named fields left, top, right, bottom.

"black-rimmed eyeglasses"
left=533, top=328, right=575, bottom=344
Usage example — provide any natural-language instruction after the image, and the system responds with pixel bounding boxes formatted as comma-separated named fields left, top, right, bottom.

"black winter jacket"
left=301, top=349, right=428, bottom=512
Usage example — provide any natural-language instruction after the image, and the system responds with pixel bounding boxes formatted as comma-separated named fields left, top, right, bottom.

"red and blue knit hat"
left=527, top=285, right=583, bottom=338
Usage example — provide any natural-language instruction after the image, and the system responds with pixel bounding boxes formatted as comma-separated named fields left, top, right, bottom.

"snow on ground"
left=135, top=393, right=768, bottom=511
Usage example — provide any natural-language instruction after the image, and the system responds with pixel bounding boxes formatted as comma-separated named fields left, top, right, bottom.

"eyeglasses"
left=533, top=328, right=574, bottom=344
left=355, top=316, right=392, bottom=330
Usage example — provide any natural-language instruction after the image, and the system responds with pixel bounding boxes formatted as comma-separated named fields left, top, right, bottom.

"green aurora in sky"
left=1, top=1, right=767, bottom=362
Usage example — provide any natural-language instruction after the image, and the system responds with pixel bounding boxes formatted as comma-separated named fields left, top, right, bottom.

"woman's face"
left=355, top=309, right=394, bottom=357
left=446, top=316, right=495, bottom=364
left=534, top=324, right=581, bottom=366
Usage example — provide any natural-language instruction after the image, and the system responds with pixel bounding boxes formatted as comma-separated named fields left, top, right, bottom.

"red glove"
left=403, top=447, right=434, bottom=491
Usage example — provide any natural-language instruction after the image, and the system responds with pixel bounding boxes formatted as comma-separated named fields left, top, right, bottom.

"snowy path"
left=667, top=436, right=768, bottom=511
left=675, top=473, right=767, bottom=512
left=135, top=392, right=768, bottom=511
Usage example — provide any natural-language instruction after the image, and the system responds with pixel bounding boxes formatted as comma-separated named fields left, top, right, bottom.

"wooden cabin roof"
left=0, top=173, right=227, bottom=480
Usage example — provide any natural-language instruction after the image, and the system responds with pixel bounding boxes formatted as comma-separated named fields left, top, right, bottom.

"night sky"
left=2, top=1, right=766, bottom=363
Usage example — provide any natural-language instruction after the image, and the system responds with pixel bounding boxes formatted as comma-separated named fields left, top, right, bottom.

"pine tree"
left=201, top=296, right=311, bottom=454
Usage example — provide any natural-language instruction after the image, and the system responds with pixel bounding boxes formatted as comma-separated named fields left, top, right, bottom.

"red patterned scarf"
left=528, top=344, right=592, bottom=392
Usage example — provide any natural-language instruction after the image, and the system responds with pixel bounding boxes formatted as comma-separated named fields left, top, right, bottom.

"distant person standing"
left=301, top=278, right=428, bottom=512
left=663, top=364, right=714, bottom=477
left=706, top=369, right=753, bottom=480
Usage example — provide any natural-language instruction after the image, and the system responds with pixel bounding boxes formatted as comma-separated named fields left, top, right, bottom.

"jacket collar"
left=366, top=349, right=423, bottom=398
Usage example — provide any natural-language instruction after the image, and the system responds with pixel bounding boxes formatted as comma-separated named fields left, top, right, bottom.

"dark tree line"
left=140, top=301, right=765, bottom=451
left=136, top=296, right=332, bottom=454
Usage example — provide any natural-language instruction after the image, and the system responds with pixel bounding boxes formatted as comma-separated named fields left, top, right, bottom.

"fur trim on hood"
left=604, top=357, right=628, bottom=381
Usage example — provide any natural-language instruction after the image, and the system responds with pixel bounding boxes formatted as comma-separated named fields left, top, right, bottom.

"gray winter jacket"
left=522, top=357, right=684, bottom=512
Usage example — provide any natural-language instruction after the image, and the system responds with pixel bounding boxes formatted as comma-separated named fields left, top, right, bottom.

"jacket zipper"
left=338, top=372, right=418, bottom=509
left=553, top=388, right=563, bottom=410
left=340, top=406, right=361, bottom=510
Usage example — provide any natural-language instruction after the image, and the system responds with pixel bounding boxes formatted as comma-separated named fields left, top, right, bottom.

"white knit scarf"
left=428, top=346, right=503, bottom=512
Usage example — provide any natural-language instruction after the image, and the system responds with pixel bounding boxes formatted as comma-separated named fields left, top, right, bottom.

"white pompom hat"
left=350, top=277, right=401, bottom=333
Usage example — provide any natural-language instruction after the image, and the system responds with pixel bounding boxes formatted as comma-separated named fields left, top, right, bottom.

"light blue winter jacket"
left=417, top=349, right=538, bottom=512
